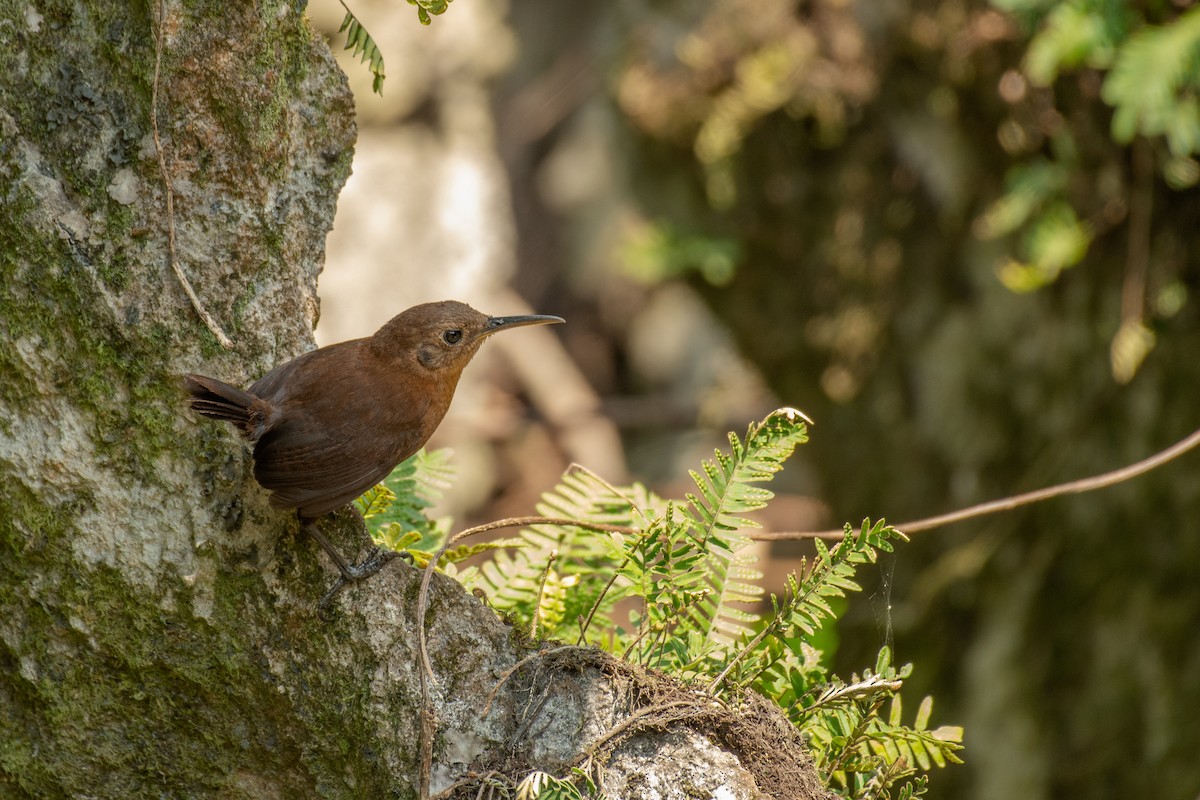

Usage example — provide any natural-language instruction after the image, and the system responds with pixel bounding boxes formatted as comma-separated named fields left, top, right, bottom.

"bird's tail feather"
left=184, top=374, right=264, bottom=438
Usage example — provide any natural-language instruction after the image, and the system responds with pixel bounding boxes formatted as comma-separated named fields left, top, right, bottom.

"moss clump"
left=0, top=565, right=297, bottom=795
left=0, top=475, right=401, bottom=796
left=0, top=183, right=181, bottom=479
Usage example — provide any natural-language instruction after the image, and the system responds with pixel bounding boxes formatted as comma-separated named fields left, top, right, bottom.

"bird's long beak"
left=481, top=314, right=565, bottom=338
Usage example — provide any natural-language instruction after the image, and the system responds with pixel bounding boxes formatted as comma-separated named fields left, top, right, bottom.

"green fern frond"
left=797, top=649, right=961, bottom=795
left=868, top=695, right=964, bottom=771
left=895, top=775, right=931, bottom=800
left=450, top=408, right=958, bottom=795
left=743, top=635, right=827, bottom=719
left=338, top=7, right=386, bottom=94
left=461, top=468, right=657, bottom=641
left=462, top=554, right=539, bottom=624
left=860, top=760, right=922, bottom=800
left=362, top=449, right=453, bottom=555
left=374, top=525, right=422, bottom=554
left=681, top=408, right=811, bottom=650
left=467, top=409, right=812, bottom=662
left=355, top=483, right=396, bottom=519
left=542, top=466, right=663, bottom=529
left=532, top=559, right=580, bottom=639
left=709, top=518, right=904, bottom=692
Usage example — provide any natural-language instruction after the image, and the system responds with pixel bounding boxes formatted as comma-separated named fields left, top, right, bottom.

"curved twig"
left=415, top=516, right=636, bottom=680
left=151, top=0, right=234, bottom=349
left=751, top=425, right=1200, bottom=541
left=414, top=515, right=635, bottom=799
left=480, top=644, right=580, bottom=718
left=572, top=699, right=702, bottom=764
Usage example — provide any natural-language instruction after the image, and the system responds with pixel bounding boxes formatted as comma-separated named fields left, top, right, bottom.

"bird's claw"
left=317, top=576, right=350, bottom=619
left=341, top=545, right=399, bottom=580
left=316, top=547, right=413, bottom=617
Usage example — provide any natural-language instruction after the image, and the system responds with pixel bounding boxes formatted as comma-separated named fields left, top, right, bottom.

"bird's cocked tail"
left=184, top=374, right=270, bottom=441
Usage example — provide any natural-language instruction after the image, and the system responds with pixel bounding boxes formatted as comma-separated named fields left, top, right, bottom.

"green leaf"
left=974, top=161, right=1066, bottom=240
left=682, top=408, right=811, bottom=650
left=1101, top=7, right=1200, bottom=155
left=338, top=9, right=387, bottom=95
left=375, top=525, right=422, bottom=553
left=1026, top=202, right=1091, bottom=273
left=360, top=449, right=453, bottom=555
left=1023, top=0, right=1126, bottom=85
left=355, top=483, right=396, bottom=519
left=1110, top=318, right=1155, bottom=384
left=914, top=695, right=932, bottom=731
left=619, top=219, right=743, bottom=286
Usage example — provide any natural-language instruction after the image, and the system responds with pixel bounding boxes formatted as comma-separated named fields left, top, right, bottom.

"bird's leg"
left=301, top=519, right=360, bottom=579
left=300, top=513, right=406, bottom=614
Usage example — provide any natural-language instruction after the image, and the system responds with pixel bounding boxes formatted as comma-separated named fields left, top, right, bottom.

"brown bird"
left=185, top=300, right=563, bottom=596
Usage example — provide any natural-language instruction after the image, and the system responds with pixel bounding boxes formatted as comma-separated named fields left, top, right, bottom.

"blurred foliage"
left=604, top=0, right=1200, bottom=798
left=615, top=0, right=1198, bottom=383
left=620, top=220, right=741, bottom=285
left=984, top=1, right=1200, bottom=367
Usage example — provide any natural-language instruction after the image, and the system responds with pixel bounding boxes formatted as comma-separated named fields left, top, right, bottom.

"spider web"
left=869, top=551, right=897, bottom=657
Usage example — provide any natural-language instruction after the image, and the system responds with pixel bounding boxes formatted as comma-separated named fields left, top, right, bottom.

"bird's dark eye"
left=443, top=329, right=463, bottom=345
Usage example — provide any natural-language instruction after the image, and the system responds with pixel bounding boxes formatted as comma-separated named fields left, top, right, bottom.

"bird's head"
left=372, top=300, right=564, bottom=374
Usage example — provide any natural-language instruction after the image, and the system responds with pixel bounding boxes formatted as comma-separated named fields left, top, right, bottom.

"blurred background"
left=306, top=0, right=1200, bottom=797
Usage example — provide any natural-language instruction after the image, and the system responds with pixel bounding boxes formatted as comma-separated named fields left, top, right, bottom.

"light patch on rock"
left=107, top=168, right=139, bottom=205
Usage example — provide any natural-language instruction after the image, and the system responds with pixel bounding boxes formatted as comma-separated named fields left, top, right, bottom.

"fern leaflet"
left=361, top=448, right=453, bottom=557
left=337, top=6, right=386, bottom=94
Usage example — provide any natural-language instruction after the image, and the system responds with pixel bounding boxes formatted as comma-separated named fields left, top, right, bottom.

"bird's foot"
left=335, top=544, right=399, bottom=581
left=302, top=520, right=412, bottom=616
left=316, top=547, right=413, bottom=617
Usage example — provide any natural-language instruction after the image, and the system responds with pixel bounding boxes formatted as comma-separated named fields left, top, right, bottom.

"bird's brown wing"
left=253, top=429, right=398, bottom=515
left=248, top=345, right=436, bottom=518
left=252, top=409, right=431, bottom=518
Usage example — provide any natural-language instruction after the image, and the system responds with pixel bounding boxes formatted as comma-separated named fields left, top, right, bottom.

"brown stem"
left=752, top=425, right=1200, bottom=541
left=413, top=515, right=637, bottom=800
left=151, top=0, right=233, bottom=349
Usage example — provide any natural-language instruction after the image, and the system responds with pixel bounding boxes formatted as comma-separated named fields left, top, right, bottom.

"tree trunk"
left=0, top=2, right=825, bottom=797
